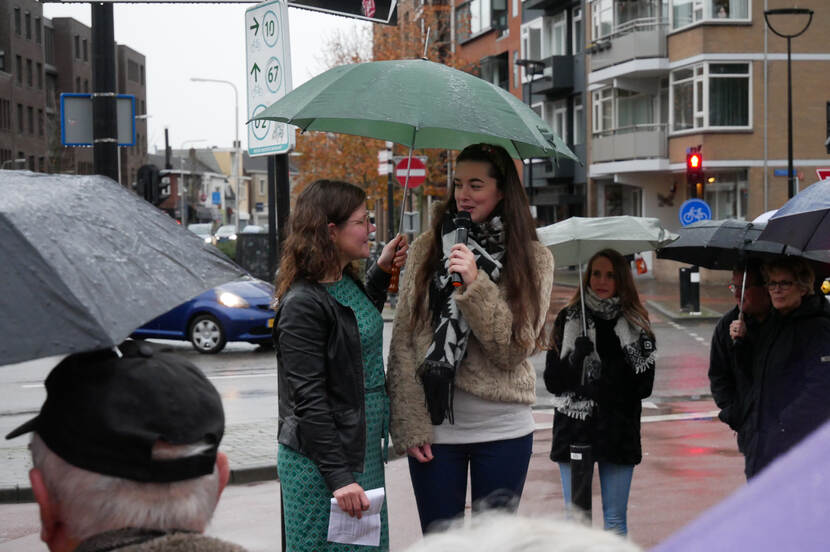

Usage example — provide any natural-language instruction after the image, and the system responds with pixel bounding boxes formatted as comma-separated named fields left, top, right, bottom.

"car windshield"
left=216, top=225, right=236, bottom=236
left=188, top=224, right=212, bottom=235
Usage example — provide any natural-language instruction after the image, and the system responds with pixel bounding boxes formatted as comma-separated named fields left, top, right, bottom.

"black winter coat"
left=544, top=307, right=655, bottom=465
left=273, top=264, right=390, bottom=493
left=708, top=306, right=769, bottom=453
left=743, top=295, right=830, bottom=478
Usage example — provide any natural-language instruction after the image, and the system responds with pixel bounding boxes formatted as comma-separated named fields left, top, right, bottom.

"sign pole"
left=91, top=3, right=118, bottom=182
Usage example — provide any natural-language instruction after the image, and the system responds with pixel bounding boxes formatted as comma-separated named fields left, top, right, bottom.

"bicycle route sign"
left=245, top=0, right=294, bottom=157
left=679, top=198, right=712, bottom=226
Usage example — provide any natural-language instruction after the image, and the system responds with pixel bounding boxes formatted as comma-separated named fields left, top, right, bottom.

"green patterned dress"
left=278, top=276, right=390, bottom=551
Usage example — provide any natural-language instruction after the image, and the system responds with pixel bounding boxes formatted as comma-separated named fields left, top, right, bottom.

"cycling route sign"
left=679, top=198, right=712, bottom=226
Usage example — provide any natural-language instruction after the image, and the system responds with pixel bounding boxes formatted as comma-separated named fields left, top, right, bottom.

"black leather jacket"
left=273, top=264, right=390, bottom=493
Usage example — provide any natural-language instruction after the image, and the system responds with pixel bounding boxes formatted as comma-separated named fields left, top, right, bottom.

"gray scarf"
left=552, top=288, right=656, bottom=420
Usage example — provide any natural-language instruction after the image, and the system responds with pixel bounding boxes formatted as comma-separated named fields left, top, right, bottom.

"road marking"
left=695, top=336, right=706, bottom=342
left=21, top=372, right=275, bottom=389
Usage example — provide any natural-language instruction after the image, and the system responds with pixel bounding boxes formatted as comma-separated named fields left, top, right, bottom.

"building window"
left=140, top=100, right=145, bottom=115
left=14, top=8, right=21, bottom=35
left=605, top=183, right=643, bottom=216
left=16, top=56, right=22, bottom=84
left=592, top=88, right=614, bottom=134
left=75, top=36, right=80, bottom=59
left=704, top=170, right=748, bottom=219
left=259, top=178, right=265, bottom=195
left=671, top=62, right=750, bottom=132
left=25, top=12, right=31, bottom=39
left=83, top=79, right=89, bottom=93
left=75, top=77, right=81, bottom=92
left=542, top=99, right=568, bottom=145
left=455, top=0, right=495, bottom=42
left=140, top=65, right=145, bottom=85
left=128, top=60, right=140, bottom=83
left=573, top=95, right=584, bottom=145
left=592, top=0, right=613, bottom=40
left=38, top=109, right=43, bottom=136
left=671, top=0, right=750, bottom=30
left=27, top=106, right=34, bottom=134
left=480, top=53, right=509, bottom=91
left=17, top=104, right=23, bottom=132
left=572, top=7, right=583, bottom=54
left=0, top=99, right=10, bottom=130
left=592, top=86, right=660, bottom=135
left=83, top=39, right=88, bottom=62
left=38, top=156, right=45, bottom=172
left=35, top=17, right=42, bottom=43
left=36, top=62, right=42, bottom=89
left=28, top=155, right=35, bottom=171
left=26, top=59, right=33, bottom=86
left=548, top=12, right=567, bottom=56
left=0, top=50, right=5, bottom=73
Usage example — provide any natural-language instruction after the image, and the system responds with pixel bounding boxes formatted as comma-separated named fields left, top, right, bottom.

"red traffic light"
left=687, top=153, right=701, bottom=170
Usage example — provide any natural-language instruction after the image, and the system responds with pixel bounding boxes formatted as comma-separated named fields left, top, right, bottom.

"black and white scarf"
left=552, top=287, right=656, bottom=421
left=417, top=210, right=505, bottom=425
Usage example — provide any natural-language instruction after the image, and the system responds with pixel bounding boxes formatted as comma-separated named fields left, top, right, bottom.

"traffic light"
left=686, top=150, right=704, bottom=198
left=137, top=164, right=162, bottom=205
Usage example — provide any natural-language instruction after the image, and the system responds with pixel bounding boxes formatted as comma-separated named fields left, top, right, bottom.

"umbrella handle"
left=739, top=268, right=747, bottom=319
left=578, top=263, right=587, bottom=336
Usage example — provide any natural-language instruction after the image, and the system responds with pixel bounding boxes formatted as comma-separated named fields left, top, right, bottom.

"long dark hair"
left=567, top=248, right=653, bottom=338
left=411, top=143, right=543, bottom=348
left=274, top=180, right=366, bottom=301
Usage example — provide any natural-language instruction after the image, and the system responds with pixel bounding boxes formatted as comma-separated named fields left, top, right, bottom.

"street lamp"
left=764, top=8, right=813, bottom=199
left=190, top=77, right=241, bottom=231
left=515, top=59, right=547, bottom=200
left=180, top=139, right=207, bottom=228
left=1, top=158, right=26, bottom=170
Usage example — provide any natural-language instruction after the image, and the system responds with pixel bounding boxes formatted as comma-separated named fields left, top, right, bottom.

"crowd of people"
left=7, top=142, right=829, bottom=551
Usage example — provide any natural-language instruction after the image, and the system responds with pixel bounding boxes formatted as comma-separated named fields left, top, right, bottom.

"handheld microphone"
left=451, top=211, right=472, bottom=287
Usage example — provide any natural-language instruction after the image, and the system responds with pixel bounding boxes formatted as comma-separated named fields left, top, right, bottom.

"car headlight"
left=217, top=291, right=249, bottom=308
left=229, top=234, right=237, bottom=240
left=204, top=236, right=212, bottom=243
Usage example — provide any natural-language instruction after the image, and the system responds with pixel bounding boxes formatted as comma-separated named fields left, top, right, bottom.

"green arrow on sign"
left=250, top=17, right=260, bottom=36
left=250, top=63, right=261, bottom=82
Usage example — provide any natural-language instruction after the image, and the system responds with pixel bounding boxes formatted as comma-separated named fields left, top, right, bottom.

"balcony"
left=590, top=19, right=668, bottom=72
left=532, top=56, right=574, bottom=96
left=591, top=124, right=667, bottom=163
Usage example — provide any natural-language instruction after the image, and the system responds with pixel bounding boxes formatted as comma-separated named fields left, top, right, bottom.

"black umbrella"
left=0, top=171, right=246, bottom=366
left=655, top=219, right=785, bottom=270
left=758, top=178, right=830, bottom=252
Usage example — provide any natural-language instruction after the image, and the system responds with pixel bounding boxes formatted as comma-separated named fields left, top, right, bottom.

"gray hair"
left=30, top=433, right=221, bottom=542
left=403, top=512, right=642, bottom=552
left=762, top=257, right=815, bottom=295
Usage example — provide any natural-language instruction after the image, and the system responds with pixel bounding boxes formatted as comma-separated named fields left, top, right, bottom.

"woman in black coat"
left=544, top=249, right=655, bottom=536
left=739, top=257, right=830, bottom=478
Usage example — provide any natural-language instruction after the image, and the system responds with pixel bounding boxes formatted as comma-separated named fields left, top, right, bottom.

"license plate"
left=267, top=318, right=274, bottom=328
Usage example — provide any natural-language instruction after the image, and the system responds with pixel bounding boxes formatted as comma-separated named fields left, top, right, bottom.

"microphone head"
left=454, top=210, right=472, bottom=228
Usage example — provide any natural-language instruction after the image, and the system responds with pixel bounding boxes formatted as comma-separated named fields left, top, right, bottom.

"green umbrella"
left=252, top=58, right=579, bottom=162
left=537, top=216, right=678, bottom=334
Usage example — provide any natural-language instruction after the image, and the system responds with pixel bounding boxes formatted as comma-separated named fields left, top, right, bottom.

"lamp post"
left=190, top=77, right=241, bottom=230
left=764, top=8, right=813, bottom=199
left=515, top=59, right=546, bottom=201
left=179, top=139, right=207, bottom=227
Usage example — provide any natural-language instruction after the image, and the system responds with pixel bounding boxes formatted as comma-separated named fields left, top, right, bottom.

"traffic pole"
left=91, top=3, right=118, bottom=182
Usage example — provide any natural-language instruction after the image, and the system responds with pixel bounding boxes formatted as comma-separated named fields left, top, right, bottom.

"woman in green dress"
left=273, top=180, right=408, bottom=551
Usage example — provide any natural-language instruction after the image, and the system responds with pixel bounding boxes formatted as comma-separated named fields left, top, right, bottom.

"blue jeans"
left=408, top=433, right=533, bottom=534
left=558, top=461, right=635, bottom=536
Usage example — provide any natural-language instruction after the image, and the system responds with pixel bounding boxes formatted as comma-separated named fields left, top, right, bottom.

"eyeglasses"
left=344, top=213, right=371, bottom=227
left=765, top=280, right=794, bottom=291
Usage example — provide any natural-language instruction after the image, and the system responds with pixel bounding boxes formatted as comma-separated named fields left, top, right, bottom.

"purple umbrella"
left=654, top=419, right=830, bottom=551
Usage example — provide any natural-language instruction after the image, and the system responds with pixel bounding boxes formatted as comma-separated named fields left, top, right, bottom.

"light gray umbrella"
left=537, top=216, right=678, bottom=334
left=0, top=171, right=246, bottom=366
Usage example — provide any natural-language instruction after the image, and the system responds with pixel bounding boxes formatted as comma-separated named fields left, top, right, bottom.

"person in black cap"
left=5, top=342, right=245, bottom=552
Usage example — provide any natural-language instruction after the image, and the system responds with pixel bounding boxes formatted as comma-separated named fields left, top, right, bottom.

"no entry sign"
left=396, top=157, right=426, bottom=188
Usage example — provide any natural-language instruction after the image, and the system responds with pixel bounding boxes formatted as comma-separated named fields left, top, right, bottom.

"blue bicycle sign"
left=679, top=199, right=712, bottom=226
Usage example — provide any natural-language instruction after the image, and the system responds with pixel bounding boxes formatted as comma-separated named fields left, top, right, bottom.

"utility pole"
left=91, top=4, right=118, bottom=181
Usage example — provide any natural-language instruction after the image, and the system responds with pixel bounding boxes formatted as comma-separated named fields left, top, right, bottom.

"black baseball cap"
left=5, top=342, right=225, bottom=483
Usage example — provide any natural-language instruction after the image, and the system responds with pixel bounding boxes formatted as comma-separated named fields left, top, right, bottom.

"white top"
left=432, top=388, right=535, bottom=445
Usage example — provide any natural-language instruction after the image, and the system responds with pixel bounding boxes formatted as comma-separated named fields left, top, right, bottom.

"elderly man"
left=5, top=342, right=244, bottom=552
left=708, top=259, right=771, bottom=462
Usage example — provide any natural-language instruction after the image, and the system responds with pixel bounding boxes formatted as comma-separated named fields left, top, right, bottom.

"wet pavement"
left=0, top=269, right=747, bottom=550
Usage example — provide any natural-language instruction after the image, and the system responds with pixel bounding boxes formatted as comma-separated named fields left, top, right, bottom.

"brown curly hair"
left=274, top=180, right=366, bottom=301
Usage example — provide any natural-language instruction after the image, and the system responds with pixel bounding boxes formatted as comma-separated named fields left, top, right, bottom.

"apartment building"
left=0, top=0, right=147, bottom=185
left=520, top=0, right=588, bottom=223
left=585, top=0, right=829, bottom=222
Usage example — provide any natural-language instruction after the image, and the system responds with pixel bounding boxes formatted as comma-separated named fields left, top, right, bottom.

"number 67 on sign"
left=245, top=0, right=294, bottom=157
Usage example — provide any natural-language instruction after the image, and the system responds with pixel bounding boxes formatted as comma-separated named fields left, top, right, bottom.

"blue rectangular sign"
left=212, top=191, right=221, bottom=205
left=773, top=169, right=797, bottom=177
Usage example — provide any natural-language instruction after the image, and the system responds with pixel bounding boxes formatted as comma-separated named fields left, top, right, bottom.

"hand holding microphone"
left=450, top=211, right=475, bottom=287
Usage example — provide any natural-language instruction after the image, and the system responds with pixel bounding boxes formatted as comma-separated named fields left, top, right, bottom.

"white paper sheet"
left=327, top=487, right=385, bottom=546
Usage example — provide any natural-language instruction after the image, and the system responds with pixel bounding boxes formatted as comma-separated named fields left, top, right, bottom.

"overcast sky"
left=42, top=3, right=368, bottom=153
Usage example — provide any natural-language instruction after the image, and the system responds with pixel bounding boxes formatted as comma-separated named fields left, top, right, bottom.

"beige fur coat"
left=387, top=230, right=554, bottom=454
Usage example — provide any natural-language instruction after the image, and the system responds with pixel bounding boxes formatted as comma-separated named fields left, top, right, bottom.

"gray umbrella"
left=0, top=171, right=246, bottom=366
